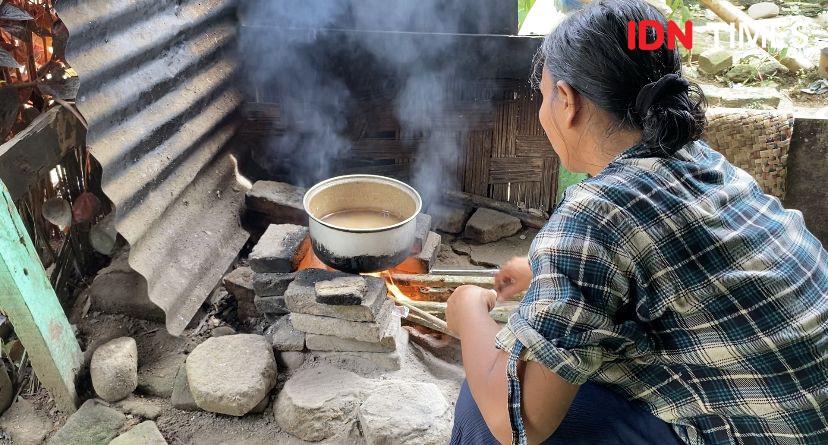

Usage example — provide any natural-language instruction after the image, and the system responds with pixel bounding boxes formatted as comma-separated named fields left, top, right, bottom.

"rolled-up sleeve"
left=495, top=208, right=651, bottom=444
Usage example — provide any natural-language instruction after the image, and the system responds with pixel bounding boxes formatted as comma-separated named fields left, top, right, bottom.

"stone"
left=265, top=315, right=305, bottom=351
left=222, top=266, right=256, bottom=320
left=248, top=224, right=309, bottom=273
left=429, top=203, right=472, bottom=234
left=88, top=251, right=164, bottom=322
left=451, top=229, right=537, bottom=268
left=702, top=84, right=782, bottom=108
left=291, top=299, right=394, bottom=343
left=358, top=383, right=451, bottom=445
left=116, top=396, right=163, bottom=419
left=137, top=353, right=185, bottom=398
left=254, top=295, right=289, bottom=315
left=314, top=276, right=367, bottom=305
left=211, top=326, right=236, bottom=337
left=246, top=181, right=308, bottom=226
left=311, top=327, right=409, bottom=372
left=305, top=316, right=401, bottom=353
left=277, top=351, right=306, bottom=372
left=698, top=48, right=734, bottom=75
left=185, top=334, right=277, bottom=416
left=818, top=11, right=828, bottom=28
left=252, top=272, right=296, bottom=297
left=90, top=337, right=138, bottom=402
left=463, top=208, right=522, bottom=243
left=414, top=231, right=441, bottom=272
left=0, top=363, right=11, bottom=416
left=285, top=269, right=388, bottom=322
left=249, top=394, right=271, bottom=414
left=747, top=2, right=779, bottom=19
left=109, top=421, right=167, bottom=445
left=0, top=398, right=52, bottom=445
left=47, top=399, right=125, bottom=445
left=726, top=57, right=786, bottom=83
left=274, top=366, right=375, bottom=442
left=411, top=213, right=432, bottom=254
left=170, top=365, right=198, bottom=412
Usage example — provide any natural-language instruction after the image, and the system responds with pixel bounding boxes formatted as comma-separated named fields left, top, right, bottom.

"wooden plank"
left=0, top=180, right=82, bottom=413
left=0, top=107, right=85, bottom=201
left=488, top=157, right=544, bottom=183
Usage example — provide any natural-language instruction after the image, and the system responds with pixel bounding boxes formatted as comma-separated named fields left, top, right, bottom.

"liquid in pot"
left=321, top=209, right=403, bottom=229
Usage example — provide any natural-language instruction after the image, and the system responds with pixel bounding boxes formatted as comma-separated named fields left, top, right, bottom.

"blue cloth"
left=495, top=141, right=828, bottom=444
left=451, top=379, right=683, bottom=445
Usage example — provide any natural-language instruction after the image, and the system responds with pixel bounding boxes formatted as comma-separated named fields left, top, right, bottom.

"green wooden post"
left=0, top=179, right=82, bottom=413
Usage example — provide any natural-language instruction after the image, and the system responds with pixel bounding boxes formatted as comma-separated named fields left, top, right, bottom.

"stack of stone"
left=284, top=269, right=409, bottom=371
left=248, top=223, right=309, bottom=319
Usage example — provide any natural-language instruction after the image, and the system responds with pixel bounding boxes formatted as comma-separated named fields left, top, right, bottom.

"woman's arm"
left=446, top=286, right=579, bottom=445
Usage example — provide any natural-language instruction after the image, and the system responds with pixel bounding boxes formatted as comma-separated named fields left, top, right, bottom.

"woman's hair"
left=533, top=0, right=706, bottom=155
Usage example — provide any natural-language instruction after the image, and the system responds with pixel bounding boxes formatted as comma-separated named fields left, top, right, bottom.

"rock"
left=359, top=383, right=451, bottom=445
left=211, top=326, right=236, bottom=337
left=47, top=399, right=125, bottom=445
left=429, top=204, right=472, bottom=234
left=818, top=11, right=828, bottom=28
left=285, top=269, right=388, bottom=322
left=414, top=231, right=441, bottom=272
left=698, top=48, right=734, bottom=75
left=274, top=366, right=375, bottom=442
left=246, top=181, right=308, bottom=226
left=726, top=57, right=786, bottom=83
left=411, top=213, right=432, bottom=254
left=88, top=251, right=164, bottom=322
left=249, top=394, right=271, bottom=414
left=311, top=327, right=409, bottom=372
left=248, top=224, right=309, bottom=273
left=137, top=353, right=185, bottom=398
left=185, top=334, right=277, bottom=416
left=314, top=276, right=367, bottom=305
left=265, top=315, right=305, bottom=351
left=0, top=363, right=11, bottom=416
left=252, top=272, right=296, bottom=297
left=170, top=365, right=198, bottom=412
left=0, top=398, right=52, bottom=445
left=90, top=337, right=138, bottom=402
left=254, top=295, right=289, bottom=316
left=291, top=300, right=394, bottom=343
left=463, top=208, right=522, bottom=243
left=277, top=351, right=306, bottom=372
left=222, top=266, right=256, bottom=320
left=747, top=2, right=779, bottom=19
left=109, top=421, right=167, bottom=445
left=452, top=229, right=537, bottom=268
left=305, top=316, right=401, bottom=353
left=702, top=84, right=782, bottom=108
left=116, top=396, right=163, bottom=420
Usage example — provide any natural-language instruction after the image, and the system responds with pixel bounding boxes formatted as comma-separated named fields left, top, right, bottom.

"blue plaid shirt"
left=495, top=141, right=828, bottom=445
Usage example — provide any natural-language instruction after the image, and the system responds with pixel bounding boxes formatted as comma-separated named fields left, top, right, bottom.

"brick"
left=253, top=272, right=296, bottom=297
left=291, top=300, right=394, bottom=343
left=310, top=328, right=408, bottom=372
left=249, top=224, right=309, bottom=273
left=254, top=295, right=289, bottom=316
left=305, top=316, right=401, bottom=353
left=314, top=276, right=367, bottom=306
left=285, top=269, right=387, bottom=322
left=411, top=213, right=432, bottom=254
left=246, top=181, right=307, bottom=226
left=222, top=266, right=255, bottom=319
left=265, top=315, right=305, bottom=351
left=463, top=208, right=521, bottom=243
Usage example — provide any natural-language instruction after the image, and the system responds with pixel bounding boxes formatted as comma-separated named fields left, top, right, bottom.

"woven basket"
left=703, top=108, right=794, bottom=199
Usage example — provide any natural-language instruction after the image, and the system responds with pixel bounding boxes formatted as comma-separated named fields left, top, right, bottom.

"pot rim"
left=303, top=174, right=423, bottom=234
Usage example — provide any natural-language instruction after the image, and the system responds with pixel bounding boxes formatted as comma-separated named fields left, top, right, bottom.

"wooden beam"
left=0, top=179, right=82, bottom=413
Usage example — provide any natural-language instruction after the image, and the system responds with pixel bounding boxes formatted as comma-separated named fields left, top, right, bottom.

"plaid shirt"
left=495, top=140, right=828, bottom=445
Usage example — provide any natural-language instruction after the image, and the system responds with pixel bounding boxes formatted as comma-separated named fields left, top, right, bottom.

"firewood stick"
left=409, top=300, right=519, bottom=324
left=386, top=284, right=458, bottom=339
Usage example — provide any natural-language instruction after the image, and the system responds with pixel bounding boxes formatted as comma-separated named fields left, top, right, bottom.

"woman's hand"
left=494, top=256, right=532, bottom=301
left=446, top=285, right=498, bottom=339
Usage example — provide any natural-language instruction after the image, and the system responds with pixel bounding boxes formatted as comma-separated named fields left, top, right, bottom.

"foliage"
left=518, top=0, right=538, bottom=29
left=0, top=0, right=78, bottom=143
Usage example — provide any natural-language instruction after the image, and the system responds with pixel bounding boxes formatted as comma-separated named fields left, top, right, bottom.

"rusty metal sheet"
left=57, top=0, right=249, bottom=335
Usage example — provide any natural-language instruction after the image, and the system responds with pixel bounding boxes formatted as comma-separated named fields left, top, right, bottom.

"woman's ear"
left=555, top=80, right=581, bottom=128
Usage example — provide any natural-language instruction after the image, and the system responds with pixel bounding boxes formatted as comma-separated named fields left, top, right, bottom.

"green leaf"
left=780, top=47, right=788, bottom=59
left=0, top=4, right=32, bottom=21
left=0, top=47, right=21, bottom=68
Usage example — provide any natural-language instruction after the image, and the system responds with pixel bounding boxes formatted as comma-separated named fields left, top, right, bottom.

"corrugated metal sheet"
left=57, top=0, right=249, bottom=335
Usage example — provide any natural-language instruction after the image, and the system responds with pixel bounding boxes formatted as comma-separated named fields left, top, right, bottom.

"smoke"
left=239, top=0, right=499, bottom=205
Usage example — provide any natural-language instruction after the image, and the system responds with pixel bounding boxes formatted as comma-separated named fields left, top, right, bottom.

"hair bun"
left=634, top=73, right=690, bottom=118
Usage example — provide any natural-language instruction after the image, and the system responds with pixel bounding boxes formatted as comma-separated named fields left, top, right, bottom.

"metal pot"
left=303, top=174, right=422, bottom=273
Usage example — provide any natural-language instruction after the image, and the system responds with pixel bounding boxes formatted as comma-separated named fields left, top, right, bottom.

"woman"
left=445, top=1, right=828, bottom=444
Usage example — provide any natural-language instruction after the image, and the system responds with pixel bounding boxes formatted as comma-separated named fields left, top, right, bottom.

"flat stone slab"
left=222, top=266, right=255, bottom=319
left=311, top=327, right=409, bottom=372
left=452, top=229, right=537, bottom=268
left=274, top=366, right=375, bottom=442
left=0, top=398, right=52, bottom=445
left=415, top=231, right=441, bottom=272
left=702, top=84, right=782, bottom=108
left=185, top=334, right=277, bottom=416
left=249, top=224, right=309, bottom=273
left=291, top=299, right=394, bottom=343
left=305, top=315, right=401, bottom=353
left=47, top=399, right=125, bottom=445
left=109, top=421, right=167, bottom=445
left=463, top=208, right=522, bottom=243
left=246, top=181, right=308, bottom=226
left=412, top=213, right=432, bottom=254
left=170, top=365, right=198, bottom=412
left=265, top=315, right=305, bottom=351
left=285, top=269, right=387, bottom=322
left=430, top=204, right=472, bottom=234
left=116, top=395, right=163, bottom=420
left=314, top=276, right=367, bottom=305
left=359, top=382, right=451, bottom=445
left=90, top=337, right=138, bottom=402
left=252, top=272, right=296, bottom=297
